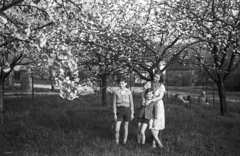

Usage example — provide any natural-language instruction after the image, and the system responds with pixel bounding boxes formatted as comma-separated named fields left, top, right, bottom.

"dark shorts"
left=117, top=106, right=131, bottom=121
left=137, top=116, right=149, bottom=124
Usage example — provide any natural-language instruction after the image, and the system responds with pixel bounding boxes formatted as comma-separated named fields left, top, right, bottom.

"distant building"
left=167, top=62, right=198, bottom=86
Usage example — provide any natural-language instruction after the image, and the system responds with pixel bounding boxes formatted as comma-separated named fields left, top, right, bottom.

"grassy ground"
left=165, top=86, right=240, bottom=101
left=0, top=93, right=240, bottom=156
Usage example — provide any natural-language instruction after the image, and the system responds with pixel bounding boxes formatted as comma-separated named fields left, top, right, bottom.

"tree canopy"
left=1, top=0, right=240, bottom=113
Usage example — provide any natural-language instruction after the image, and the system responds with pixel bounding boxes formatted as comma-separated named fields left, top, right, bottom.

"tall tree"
left=78, top=0, right=201, bottom=82
left=165, top=0, right=240, bottom=115
left=115, top=0, right=201, bottom=81
left=64, top=0, right=202, bottom=105
left=0, top=0, right=54, bottom=123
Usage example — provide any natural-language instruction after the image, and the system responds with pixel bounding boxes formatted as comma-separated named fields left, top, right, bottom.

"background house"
left=166, top=62, right=198, bottom=86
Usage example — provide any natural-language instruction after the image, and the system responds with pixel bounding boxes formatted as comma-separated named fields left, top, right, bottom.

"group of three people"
left=113, top=72, right=165, bottom=148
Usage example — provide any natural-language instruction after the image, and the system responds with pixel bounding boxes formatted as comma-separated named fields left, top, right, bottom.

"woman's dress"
left=144, top=82, right=166, bottom=130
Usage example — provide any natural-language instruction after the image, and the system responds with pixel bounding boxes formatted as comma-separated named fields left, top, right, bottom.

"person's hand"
left=114, top=114, right=117, bottom=121
left=146, top=100, right=152, bottom=106
left=130, top=114, right=134, bottom=120
left=141, top=100, right=145, bottom=106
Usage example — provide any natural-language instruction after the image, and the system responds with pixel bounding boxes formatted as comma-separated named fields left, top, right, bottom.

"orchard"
left=1, top=0, right=240, bottom=124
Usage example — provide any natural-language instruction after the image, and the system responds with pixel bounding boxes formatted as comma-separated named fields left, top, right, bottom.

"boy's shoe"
left=123, top=139, right=128, bottom=145
left=138, top=143, right=145, bottom=148
left=115, top=142, right=119, bottom=147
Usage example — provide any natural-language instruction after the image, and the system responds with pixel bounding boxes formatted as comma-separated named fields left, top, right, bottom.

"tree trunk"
left=49, top=66, right=54, bottom=91
left=0, top=80, right=4, bottom=124
left=217, top=78, right=227, bottom=115
left=100, top=74, right=108, bottom=107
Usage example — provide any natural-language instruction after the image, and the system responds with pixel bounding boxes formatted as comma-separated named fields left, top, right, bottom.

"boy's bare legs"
left=123, top=121, right=129, bottom=144
left=140, top=123, right=148, bottom=144
left=137, top=123, right=142, bottom=144
left=151, top=129, right=163, bottom=148
left=115, top=121, right=122, bottom=145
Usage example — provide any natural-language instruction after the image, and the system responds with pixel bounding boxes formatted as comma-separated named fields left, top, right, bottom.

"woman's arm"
left=152, top=90, right=164, bottom=103
left=152, top=84, right=165, bottom=103
left=145, top=90, right=164, bottom=106
left=113, top=93, right=117, bottom=115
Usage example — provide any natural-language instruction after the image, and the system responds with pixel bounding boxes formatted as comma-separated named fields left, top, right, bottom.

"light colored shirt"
left=113, top=88, right=134, bottom=114
left=114, top=88, right=132, bottom=107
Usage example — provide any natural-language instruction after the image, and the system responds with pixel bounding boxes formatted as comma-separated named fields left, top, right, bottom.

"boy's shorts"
left=137, top=116, right=149, bottom=124
left=117, top=106, right=131, bottom=121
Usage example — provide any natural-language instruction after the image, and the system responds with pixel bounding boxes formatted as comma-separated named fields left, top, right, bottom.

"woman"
left=142, top=72, right=165, bottom=148
left=198, top=91, right=209, bottom=105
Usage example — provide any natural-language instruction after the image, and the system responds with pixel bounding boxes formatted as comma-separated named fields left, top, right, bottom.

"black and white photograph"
left=0, top=0, right=240, bottom=155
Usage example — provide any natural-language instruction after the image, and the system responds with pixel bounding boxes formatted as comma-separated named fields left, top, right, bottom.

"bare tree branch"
left=0, top=0, right=24, bottom=12
left=0, top=22, right=54, bottom=47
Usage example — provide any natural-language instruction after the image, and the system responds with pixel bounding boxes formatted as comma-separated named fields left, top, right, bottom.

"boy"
left=113, top=77, right=134, bottom=145
left=137, top=88, right=155, bottom=145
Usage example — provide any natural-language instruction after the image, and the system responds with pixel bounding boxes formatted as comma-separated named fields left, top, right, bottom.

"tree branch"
left=32, top=22, right=54, bottom=31
left=16, top=61, right=35, bottom=66
left=143, top=0, right=153, bottom=26
left=0, top=12, right=19, bottom=28
left=0, top=0, right=24, bottom=12
left=132, top=30, right=157, bottom=58
left=0, top=22, right=54, bottom=47
left=16, top=4, right=49, bottom=18
left=0, top=38, right=17, bottom=47
left=195, top=55, right=218, bottom=83
left=10, top=53, right=23, bottom=68
left=223, top=53, right=240, bottom=81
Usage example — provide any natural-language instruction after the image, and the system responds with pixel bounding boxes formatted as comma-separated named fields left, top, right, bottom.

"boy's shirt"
left=113, top=87, right=134, bottom=115
left=114, top=88, right=132, bottom=107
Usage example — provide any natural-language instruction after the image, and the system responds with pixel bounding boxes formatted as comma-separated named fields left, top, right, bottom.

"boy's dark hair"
left=117, top=77, right=127, bottom=83
left=144, top=88, right=153, bottom=98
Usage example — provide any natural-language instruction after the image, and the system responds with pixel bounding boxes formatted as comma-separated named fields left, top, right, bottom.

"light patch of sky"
left=232, top=10, right=239, bottom=17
